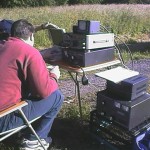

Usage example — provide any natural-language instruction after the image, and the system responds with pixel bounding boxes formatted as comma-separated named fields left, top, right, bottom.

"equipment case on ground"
left=90, top=110, right=150, bottom=150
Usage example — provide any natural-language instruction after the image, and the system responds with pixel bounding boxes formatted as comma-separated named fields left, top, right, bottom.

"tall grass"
left=0, top=5, right=150, bottom=150
left=0, top=4, right=149, bottom=119
left=0, top=4, right=149, bottom=48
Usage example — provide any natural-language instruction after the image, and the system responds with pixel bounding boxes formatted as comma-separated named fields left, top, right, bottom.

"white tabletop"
left=53, top=59, right=121, bottom=73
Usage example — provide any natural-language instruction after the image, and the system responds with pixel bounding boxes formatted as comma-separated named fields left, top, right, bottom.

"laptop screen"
left=48, top=28, right=65, bottom=46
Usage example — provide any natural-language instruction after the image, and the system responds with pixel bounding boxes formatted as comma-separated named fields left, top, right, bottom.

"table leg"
left=68, top=71, right=83, bottom=121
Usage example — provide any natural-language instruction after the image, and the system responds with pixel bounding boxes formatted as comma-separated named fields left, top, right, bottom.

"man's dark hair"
left=11, top=19, right=34, bottom=40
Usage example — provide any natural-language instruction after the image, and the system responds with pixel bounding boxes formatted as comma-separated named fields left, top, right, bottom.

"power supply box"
left=96, top=90, right=150, bottom=130
left=62, top=47, right=115, bottom=67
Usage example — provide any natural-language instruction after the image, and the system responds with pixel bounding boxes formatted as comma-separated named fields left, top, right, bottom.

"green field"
left=0, top=4, right=150, bottom=49
left=0, top=4, right=150, bottom=150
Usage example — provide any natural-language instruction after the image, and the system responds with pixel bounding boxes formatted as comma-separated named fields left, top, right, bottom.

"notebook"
left=95, top=66, right=139, bottom=83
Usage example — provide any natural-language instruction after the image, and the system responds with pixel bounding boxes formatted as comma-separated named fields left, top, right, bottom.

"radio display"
left=78, top=20, right=87, bottom=31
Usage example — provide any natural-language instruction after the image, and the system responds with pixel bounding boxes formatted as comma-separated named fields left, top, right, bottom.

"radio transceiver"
left=62, top=32, right=114, bottom=50
left=97, top=90, right=150, bottom=130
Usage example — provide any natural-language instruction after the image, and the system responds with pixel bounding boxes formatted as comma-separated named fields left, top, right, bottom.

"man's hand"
left=40, top=22, right=61, bottom=30
left=50, top=66, right=60, bottom=80
left=41, top=22, right=51, bottom=29
left=34, top=22, right=58, bottom=32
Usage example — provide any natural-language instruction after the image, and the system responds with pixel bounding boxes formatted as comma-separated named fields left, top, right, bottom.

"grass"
left=0, top=5, right=149, bottom=109
left=0, top=4, right=150, bottom=48
left=0, top=4, right=150, bottom=150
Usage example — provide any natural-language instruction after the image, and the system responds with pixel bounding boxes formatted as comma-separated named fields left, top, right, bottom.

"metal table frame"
left=50, top=59, right=121, bottom=121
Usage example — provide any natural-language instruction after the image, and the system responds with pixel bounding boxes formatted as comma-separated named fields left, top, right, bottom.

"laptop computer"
left=48, top=28, right=65, bottom=46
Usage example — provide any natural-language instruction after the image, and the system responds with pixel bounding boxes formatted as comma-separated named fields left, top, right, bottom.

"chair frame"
left=0, top=101, right=46, bottom=150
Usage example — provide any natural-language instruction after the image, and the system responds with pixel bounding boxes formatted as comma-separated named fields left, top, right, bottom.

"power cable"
left=100, top=24, right=134, bottom=70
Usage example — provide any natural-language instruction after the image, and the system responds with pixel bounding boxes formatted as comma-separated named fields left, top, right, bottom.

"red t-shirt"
left=0, top=37, right=58, bottom=111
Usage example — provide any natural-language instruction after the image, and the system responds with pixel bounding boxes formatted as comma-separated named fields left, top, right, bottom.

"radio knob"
left=108, top=116, right=113, bottom=121
left=71, top=56, right=74, bottom=60
left=100, top=112, right=105, bottom=116
left=101, top=101, right=105, bottom=105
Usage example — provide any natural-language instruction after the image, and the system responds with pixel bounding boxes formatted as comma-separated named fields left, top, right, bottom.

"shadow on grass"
left=0, top=118, right=106, bottom=150
left=120, top=41, right=150, bottom=52
left=50, top=118, right=105, bottom=150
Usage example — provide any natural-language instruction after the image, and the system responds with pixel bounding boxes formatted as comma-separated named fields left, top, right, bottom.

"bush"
left=0, top=0, right=146, bottom=7
left=128, top=0, right=141, bottom=3
left=68, top=0, right=81, bottom=4
left=0, top=0, right=56, bottom=8
left=128, top=0, right=150, bottom=3
left=55, top=0, right=69, bottom=5
left=88, top=0, right=105, bottom=4
left=68, top=0, right=105, bottom=5
left=102, top=0, right=127, bottom=3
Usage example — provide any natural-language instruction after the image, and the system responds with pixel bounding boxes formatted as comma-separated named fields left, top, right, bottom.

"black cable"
left=115, top=35, right=134, bottom=69
left=100, top=24, right=134, bottom=70
left=100, top=25, right=125, bottom=67
left=74, top=65, right=89, bottom=85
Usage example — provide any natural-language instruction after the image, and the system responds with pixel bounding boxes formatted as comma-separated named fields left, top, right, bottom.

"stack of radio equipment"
left=90, top=71, right=150, bottom=149
left=62, top=20, right=115, bottom=67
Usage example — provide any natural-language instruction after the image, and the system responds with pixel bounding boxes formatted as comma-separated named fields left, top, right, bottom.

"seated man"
left=0, top=19, right=64, bottom=150
left=0, top=19, right=49, bottom=41
left=0, top=19, right=62, bottom=62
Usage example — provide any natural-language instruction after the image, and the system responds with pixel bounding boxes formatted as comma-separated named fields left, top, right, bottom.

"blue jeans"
left=0, top=90, right=64, bottom=142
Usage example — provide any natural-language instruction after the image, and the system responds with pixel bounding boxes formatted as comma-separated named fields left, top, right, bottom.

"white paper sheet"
left=95, top=66, right=139, bottom=83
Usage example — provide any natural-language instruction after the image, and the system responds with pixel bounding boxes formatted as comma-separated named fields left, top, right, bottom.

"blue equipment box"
left=107, top=74, right=149, bottom=101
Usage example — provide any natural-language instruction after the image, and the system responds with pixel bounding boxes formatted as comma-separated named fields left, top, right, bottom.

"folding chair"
left=0, top=100, right=46, bottom=150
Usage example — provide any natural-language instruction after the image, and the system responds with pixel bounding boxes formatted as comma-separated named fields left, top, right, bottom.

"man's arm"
left=34, top=22, right=61, bottom=32
left=34, top=22, right=49, bottom=32
left=26, top=50, right=60, bottom=98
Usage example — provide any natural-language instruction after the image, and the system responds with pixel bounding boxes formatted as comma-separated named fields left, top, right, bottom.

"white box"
left=86, top=33, right=114, bottom=49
